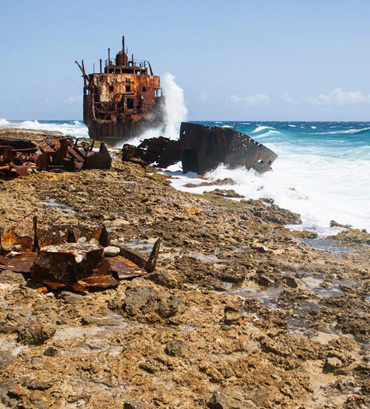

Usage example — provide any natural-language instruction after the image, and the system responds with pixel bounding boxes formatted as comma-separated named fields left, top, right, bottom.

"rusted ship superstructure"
left=76, top=36, right=165, bottom=142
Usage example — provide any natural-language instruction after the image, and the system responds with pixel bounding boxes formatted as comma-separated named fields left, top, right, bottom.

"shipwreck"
left=122, top=122, right=278, bottom=174
left=76, top=36, right=165, bottom=142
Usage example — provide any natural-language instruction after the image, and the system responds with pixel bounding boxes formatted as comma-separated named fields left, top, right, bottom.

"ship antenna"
left=122, top=36, right=125, bottom=53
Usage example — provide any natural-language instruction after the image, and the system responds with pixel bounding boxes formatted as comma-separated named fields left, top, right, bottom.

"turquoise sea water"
left=1, top=119, right=369, bottom=233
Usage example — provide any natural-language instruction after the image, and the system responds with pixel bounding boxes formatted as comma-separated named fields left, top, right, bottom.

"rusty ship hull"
left=77, top=36, right=165, bottom=142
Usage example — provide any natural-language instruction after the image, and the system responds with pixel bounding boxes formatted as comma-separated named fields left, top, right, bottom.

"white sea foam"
left=288, top=124, right=296, bottom=127
left=167, top=141, right=370, bottom=235
left=0, top=118, right=9, bottom=126
left=2, top=119, right=89, bottom=138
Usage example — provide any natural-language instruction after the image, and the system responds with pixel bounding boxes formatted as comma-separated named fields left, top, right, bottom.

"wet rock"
left=328, top=228, right=370, bottom=246
left=283, top=276, right=300, bottom=289
left=292, top=230, right=318, bottom=239
left=257, top=274, right=274, bottom=287
left=330, top=220, right=351, bottom=229
left=208, top=189, right=244, bottom=198
left=104, top=245, right=120, bottom=257
left=16, top=319, right=55, bottom=345
left=145, top=270, right=180, bottom=289
left=165, top=340, right=187, bottom=357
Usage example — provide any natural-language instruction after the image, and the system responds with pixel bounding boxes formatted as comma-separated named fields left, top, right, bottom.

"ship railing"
left=105, top=58, right=147, bottom=68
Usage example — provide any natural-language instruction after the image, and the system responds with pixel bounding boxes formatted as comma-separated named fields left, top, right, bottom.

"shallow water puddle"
left=226, top=281, right=282, bottom=310
left=301, top=238, right=354, bottom=254
left=44, top=199, right=75, bottom=216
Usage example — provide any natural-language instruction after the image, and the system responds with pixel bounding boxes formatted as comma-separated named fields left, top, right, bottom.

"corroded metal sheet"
left=108, top=256, right=146, bottom=279
left=0, top=253, right=37, bottom=273
left=180, top=122, right=278, bottom=174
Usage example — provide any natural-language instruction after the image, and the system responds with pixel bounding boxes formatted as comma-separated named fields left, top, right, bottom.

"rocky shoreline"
left=0, top=130, right=369, bottom=408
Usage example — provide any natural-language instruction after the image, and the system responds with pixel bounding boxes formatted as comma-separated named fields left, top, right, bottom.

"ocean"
left=1, top=118, right=369, bottom=235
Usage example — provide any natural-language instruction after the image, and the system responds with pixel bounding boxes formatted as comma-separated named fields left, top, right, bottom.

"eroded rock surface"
left=0, top=135, right=369, bottom=408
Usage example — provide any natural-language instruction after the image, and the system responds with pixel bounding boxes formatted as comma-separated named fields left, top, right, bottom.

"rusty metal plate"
left=0, top=253, right=37, bottom=273
left=108, top=255, right=146, bottom=280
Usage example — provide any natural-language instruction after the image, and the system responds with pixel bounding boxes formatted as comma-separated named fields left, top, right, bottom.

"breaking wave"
left=252, top=125, right=274, bottom=133
left=127, top=72, right=187, bottom=146
left=168, top=121, right=370, bottom=235
left=0, top=118, right=9, bottom=126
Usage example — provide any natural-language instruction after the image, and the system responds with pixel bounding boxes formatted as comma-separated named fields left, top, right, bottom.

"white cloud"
left=281, top=92, right=294, bottom=105
left=197, top=92, right=212, bottom=103
left=303, top=88, right=370, bottom=106
left=63, top=95, right=83, bottom=104
left=230, top=93, right=271, bottom=106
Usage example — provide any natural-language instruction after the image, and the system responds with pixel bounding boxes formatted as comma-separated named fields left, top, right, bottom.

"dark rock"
left=165, top=340, right=187, bottom=357
left=27, top=380, right=54, bottom=390
left=43, top=346, right=59, bottom=356
left=257, top=275, right=274, bottom=287
left=292, top=230, right=318, bottom=239
left=124, top=286, right=159, bottom=317
left=16, top=319, right=55, bottom=345
left=208, top=189, right=244, bottom=198
left=157, top=296, right=182, bottom=318
left=0, top=351, right=16, bottom=370
left=56, top=291, right=85, bottom=304
left=224, top=306, right=242, bottom=324
left=330, top=220, right=351, bottom=229
left=124, top=401, right=146, bottom=409
left=283, top=276, right=300, bottom=289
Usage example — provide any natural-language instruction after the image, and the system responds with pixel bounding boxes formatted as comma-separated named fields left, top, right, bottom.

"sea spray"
left=125, top=73, right=187, bottom=146
left=162, top=73, right=187, bottom=139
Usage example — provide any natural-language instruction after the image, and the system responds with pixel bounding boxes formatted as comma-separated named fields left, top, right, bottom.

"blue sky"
left=0, top=0, right=369, bottom=121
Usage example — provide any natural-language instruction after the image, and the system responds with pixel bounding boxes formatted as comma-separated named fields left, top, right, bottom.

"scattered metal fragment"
left=108, top=256, right=146, bottom=279
left=0, top=136, right=111, bottom=178
left=119, top=238, right=161, bottom=273
left=31, top=242, right=118, bottom=291
left=0, top=216, right=161, bottom=291
left=122, top=137, right=181, bottom=168
left=0, top=253, right=37, bottom=274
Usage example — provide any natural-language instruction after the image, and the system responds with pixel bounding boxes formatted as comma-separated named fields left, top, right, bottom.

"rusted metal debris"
left=0, top=136, right=112, bottom=178
left=0, top=216, right=161, bottom=292
left=121, top=122, right=278, bottom=174
left=77, top=35, right=165, bottom=142
left=122, top=137, right=181, bottom=168
left=180, top=122, right=278, bottom=174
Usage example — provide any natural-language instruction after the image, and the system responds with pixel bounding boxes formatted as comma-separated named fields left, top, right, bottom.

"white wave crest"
left=252, top=125, right=274, bottom=133
left=0, top=118, right=9, bottom=127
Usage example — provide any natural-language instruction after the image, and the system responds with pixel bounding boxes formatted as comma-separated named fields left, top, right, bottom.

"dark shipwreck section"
left=121, top=122, right=278, bottom=175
